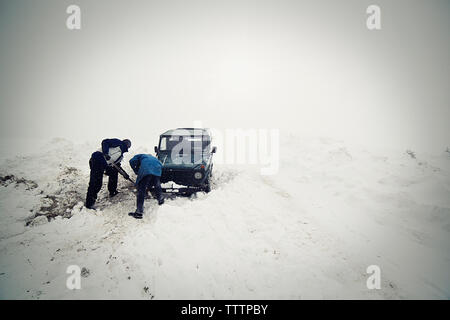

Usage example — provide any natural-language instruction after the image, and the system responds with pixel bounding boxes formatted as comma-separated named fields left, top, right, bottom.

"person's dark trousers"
left=104, top=165, right=118, bottom=195
left=85, top=152, right=107, bottom=208
left=136, top=174, right=162, bottom=213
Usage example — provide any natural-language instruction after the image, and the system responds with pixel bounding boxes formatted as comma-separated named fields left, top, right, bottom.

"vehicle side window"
left=160, top=137, right=167, bottom=151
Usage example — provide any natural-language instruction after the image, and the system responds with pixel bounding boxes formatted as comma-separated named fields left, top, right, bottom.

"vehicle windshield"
left=159, top=136, right=210, bottom=151
left=159, top=136, right=211, bottom=164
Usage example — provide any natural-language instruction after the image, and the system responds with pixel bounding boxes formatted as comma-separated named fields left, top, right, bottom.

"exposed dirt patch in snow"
left=0, top=175, right=38, bottom=190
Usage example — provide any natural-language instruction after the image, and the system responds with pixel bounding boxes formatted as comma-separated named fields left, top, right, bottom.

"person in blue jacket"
left=85, top=138, right=131, bottom=209
left=128, top=153, right=164, bottom=219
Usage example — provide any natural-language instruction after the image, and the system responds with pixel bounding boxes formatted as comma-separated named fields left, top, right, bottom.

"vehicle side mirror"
left=211, top=146, right=217, bottom=154
left=154, top=146, right=158, bottom=153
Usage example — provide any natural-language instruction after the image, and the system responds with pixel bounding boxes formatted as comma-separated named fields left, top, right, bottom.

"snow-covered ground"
left=0, top=135, right=449, bottom=299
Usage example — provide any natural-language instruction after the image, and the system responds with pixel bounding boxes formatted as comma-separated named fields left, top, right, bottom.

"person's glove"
left=104, top=154, right=111, bottom=161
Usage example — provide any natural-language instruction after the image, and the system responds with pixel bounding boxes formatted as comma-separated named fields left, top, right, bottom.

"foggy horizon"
left=1, top=0, right=449, bottom=153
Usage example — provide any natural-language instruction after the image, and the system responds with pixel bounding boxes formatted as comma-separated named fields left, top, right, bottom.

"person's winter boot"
left=85, top=197, right=96, bottom=210
left=109, top=190, right=119, bottom=198
left=158, top=198, right=164, bottom=205
left=128, top=211, right=143, bottom=219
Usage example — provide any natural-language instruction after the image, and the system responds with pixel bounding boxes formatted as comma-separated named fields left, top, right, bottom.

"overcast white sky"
left=0, top=0, right=449, bottom=152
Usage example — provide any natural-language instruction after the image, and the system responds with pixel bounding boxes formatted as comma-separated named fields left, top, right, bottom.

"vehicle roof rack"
left=161, top=128, right=211, bottom=137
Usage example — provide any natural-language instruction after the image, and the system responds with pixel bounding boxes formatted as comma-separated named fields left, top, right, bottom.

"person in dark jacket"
left=85, top=138, right=132, bottom=209
left=128, top=154, right=164, bottom=219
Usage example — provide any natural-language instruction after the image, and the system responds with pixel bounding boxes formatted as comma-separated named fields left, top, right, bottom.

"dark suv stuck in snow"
left=154, top=128, right=216, bottom=194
